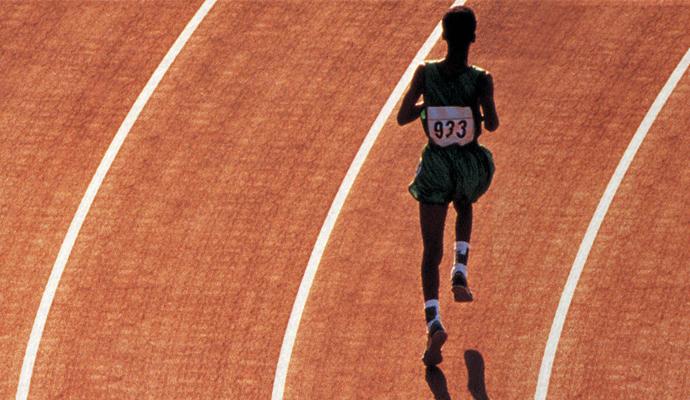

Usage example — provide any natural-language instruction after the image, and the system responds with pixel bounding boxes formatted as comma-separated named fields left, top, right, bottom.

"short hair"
left=442, top=6, right=476, bottom=45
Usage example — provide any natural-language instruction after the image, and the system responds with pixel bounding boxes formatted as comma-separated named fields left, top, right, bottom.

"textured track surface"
left=5, top=1, right=451, bottom=398
left=284, top=2, right=690, bottom=398
left=2, top=1, right=688, bottom=399
left=0, top=2, right=201, bottom=397
left=548, top=72, right=690, bottom=400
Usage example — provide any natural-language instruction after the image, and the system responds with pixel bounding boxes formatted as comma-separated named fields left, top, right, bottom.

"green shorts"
left=409, top=142, right=495, bottom=205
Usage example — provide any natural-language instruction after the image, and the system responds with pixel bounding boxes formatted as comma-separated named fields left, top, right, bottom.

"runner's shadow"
left=425, top=366, right=452, bottom=400
left=465, top=349, right=490, bottom=400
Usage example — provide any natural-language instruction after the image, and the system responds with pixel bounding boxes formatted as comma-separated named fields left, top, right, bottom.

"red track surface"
left=0, top=2, right=201, bottom=397
left=549, top=73, right=690, bottom=399
left=286, top=2, right=690, bottom=398
left=1, top=1, right=688, bottom=399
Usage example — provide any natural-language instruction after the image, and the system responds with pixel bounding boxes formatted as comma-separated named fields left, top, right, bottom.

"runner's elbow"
left=484, top=117, right=499, bottom=131
left=485, top=122, right=498, bottom=132
left=397, top=112, right=410, bottom=126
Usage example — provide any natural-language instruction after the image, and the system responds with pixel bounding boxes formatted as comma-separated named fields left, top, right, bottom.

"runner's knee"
left=422, top=244, right=443, bottom=268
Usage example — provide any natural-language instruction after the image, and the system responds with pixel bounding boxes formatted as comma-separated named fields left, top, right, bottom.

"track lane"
left=547, top=68, right=690, bottom=399
left=24, top=2, right=452, bottom=398
left=284, top=2, right=690, bottom=398
left=271, top=2, right=462, bottom=396
left=0, top=3, right=200, bottom=397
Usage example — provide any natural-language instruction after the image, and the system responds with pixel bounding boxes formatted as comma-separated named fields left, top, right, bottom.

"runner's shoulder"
left=470, top=64, right=490, bottom=77
left=412, top=63, right=427, bottom=87
left=420, top=59, right=444, bottom=72
left=470, top=65, right=493, bottom=91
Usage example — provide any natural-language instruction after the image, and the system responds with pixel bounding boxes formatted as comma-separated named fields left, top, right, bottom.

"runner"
left=397, top=5, right=499, bottom=366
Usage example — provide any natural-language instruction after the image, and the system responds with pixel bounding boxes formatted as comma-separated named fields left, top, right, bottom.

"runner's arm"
left=397, top=64, right=425, bottom=126
left=479, top=72, right=499, bottom=131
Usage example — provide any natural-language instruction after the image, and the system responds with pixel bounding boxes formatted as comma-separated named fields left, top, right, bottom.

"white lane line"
left=16, top=1, right=217, bottom=398
left=270, top=1, right=466, bottom=398
left=534, top=48, right=690, bottom=400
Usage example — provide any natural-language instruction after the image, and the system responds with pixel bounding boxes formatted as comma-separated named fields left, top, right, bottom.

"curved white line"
left=270, top=2, right=467, bottom=399
left=534, top=48, right=690, bottom=400
left=15, top=1, right=217, bottom=398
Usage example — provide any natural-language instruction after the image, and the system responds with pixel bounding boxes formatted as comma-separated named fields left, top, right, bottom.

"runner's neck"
left=442, top=47, right=470, bottom=74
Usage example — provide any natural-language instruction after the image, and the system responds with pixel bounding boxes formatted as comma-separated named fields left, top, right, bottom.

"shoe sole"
left=452, top=285, right=474, bottom=302
left=422, top=329, right=448, bottom=366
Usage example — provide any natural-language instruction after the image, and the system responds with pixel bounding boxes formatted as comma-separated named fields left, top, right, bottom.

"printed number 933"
left=433, top=120, right=467, bottom=139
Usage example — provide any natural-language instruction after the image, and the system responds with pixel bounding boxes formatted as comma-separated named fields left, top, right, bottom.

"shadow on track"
left=465, top=349, right=490, bottom=400
left=424, top=349, right=489, bottom=399
left=425, top=366, right=451, bottom=400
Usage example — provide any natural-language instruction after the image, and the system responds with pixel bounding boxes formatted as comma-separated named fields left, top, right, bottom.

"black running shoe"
left=452, top=271, right=473, bottom=302
left=422, top=320, right=448, bottom=366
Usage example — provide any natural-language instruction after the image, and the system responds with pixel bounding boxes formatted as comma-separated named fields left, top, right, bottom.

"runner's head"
left=442, top=6, right=476, bottom=47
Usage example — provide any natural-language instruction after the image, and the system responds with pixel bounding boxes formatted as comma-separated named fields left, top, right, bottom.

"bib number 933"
left=425, top=106, right=475, bottom=147
left=433, top=119, right=467, bottom=139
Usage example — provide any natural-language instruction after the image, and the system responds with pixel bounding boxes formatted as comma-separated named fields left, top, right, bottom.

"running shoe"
left=452, top=270, right=474, bottom=302
left=422, top=320, right=448, bottom=366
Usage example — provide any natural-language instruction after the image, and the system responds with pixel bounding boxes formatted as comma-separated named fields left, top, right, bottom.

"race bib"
left=425, top=106, right=475, bottom=147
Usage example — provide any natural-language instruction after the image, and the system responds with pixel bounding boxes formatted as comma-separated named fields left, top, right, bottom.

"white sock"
left=452, top=263, right=468, bottom=278
left=455, top=241, right=470, bottom=256
left=453, top=241, right=470, bottom=278
left=424, top=299, right=441, bottom=328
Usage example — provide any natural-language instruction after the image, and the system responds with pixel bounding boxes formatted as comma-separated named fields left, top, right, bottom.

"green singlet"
left=408, top=61, right=495, bottom=205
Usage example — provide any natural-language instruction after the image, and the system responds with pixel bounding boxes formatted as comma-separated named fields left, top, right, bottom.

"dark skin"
left=397, top=36, right=499, bottom=301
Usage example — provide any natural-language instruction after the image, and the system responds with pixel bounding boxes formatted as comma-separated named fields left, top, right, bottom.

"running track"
left=1, top=1, right=688, bottom=399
